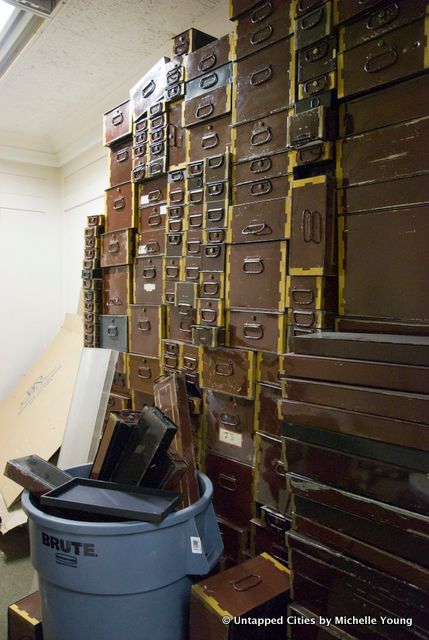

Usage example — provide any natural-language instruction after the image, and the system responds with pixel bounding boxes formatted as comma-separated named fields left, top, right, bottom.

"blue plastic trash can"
left=22, top=464, right=223, bottom=640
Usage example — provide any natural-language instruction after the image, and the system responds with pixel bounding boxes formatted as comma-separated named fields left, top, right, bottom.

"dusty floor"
left=0, top=526, right=34, bottom=640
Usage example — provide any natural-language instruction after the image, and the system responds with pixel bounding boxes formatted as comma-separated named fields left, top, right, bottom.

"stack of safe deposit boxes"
left=81, top=0, right=429, bottom=636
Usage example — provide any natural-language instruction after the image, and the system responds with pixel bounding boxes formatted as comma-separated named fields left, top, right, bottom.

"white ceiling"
left=0, top=0, right=229, bottom=163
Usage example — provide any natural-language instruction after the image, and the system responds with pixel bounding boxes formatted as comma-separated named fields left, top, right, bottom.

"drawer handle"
left=186, top=265, right=200, bottom=280
left=148, top=189, right=162, bottom=202
left=133, top=166, right=146, bottom=181
left=189, top=213, right=203, bottom=227
left=189, top=190, right=204, bottom=204
left=168, top=234, right=182, bottom=246
left=202, top=130, right=219, bottom=149
left=243, top=256, right=264, bottom=274
left=167, top=123, right=177, bottom=147
left=179, top=320, right=192, bottom=333
left=189, top=162, right=204, bottom=176
left=207, top=153, right=224, bottom=170
left=165, top=342, right=179, bottom=355
left=113, top=197, right=125, bottom=210
left=166, top=264, right=179, bottom=278
left=364, top=45, right=398, bottom=73
left=205, top=245, right=221, bottom=258
left=84, top=228, right=94, bottom=238
left=251, top=123, right=272, bottom=146
left=208, top=182, right=224, bottom=197
left=107, top=325, right=119, bottom=337
left=151, top=130, right=164, bottom=144
left=220, top=413, right=240, bottom=427
left=170, top=189, right=185, bottom=204
left=207, top=206, right=224, bottom=222
left=112, top=111, right=124, bottom=126
left=138, top=366, right=152, bottom=379
left=202, top=280, right=220, bottom=296
left=164, top=355, right=178, bottom=368
left=215, top=361, right=233, bottom=377
left=250, top=24, right=273, bottom=46
left=144, top=241, right=160, bottom=254
left=200, top=71, right=218, bottom=90
left=293, top=310, right=316, bottom=328
left=196, top=99, right=215, bottom=120
left=250, top=65, right=272, bottom=86
left=218, top=473, right=237, bottom=491
left=151, top=115, right=164, bottom=130
left=265, top=512, right=285, bottom=534
left=136, top=131, right=148, bottom=144
left=108, top=240, right=120, bottom=253
left=297, top=0, right=322, bottom=12
left=107, top=397, right=114, bottom=408
left=167, top=67, right=181, bottom=85
left=170, top=169, right=186, bottom=182
left=291, top=286, right=314, bottom=305
left=167, top=84, right=183, bottom=99
left=198, top=52, right=217, bottom=73
left=302, top=209, right=322, bottom=243
left=298, top=7, right=323, bottom=31
left=275, top=460, right=286, bottom=476
left=367, top=3, right=399, bottom=30
left=250, top=180, right=272, bottom=196
left=106, top=297, right=121, bottom=307
left=201, top=307, right=217, bottom=323
left=137, top=320, right=151, bottom=332
left=148, top=212, right=162, bottom=227
left=142, top=79, right=156, bottom=98
left=142, top=266, right=156, bottom=279
left=187, top=240, right=201, bottom=254
left=149, top=161, right=164, bottom=176
left=174, top=40, right=188, bottom=57
left=135, top=143, right=147, bottom=156
left=116, top=149, right=128, bottom=163
left=303, top=74, right=328, bottom=96
left=136, top=118, right=148, bottom=132
left=305, top=40, right=328, bottom=62
left=243, top=322, right=264, bottom=340
left=169, top=220, right=182, bottom=232
left=165, top=293, right=175, bottom=304
left=208, top=231, right=224, bottom=243
left=251, top=1, right=273, bottom=22
left=232, top=574, right=262, bottom=592
left=169, top=206, right=184, bottom=220
left=242, top=222, right=268, bottom=236
left=183, top=355, right=197, bottom=371
left=178, top=302, right=192, bottom=315
left=250, top=156, right=271, bottom=173
left=298, top=143, right=323, bottom=163
left=151, top=142, right=164, bottom=155
left=188, top=177, right=204, bottom=190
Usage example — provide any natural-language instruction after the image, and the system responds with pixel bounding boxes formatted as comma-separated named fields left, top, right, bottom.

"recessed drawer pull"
left=218, top=473, right=237, bottom=491
left=164, top=355, right=178, bottom=368
left=113, top=197, right=125, bottom=210
left=250, top=156, right=271, bottom=173
left=242, top=222, right=268, bottom=236
left=232, top=574, right=262, bottom=592
left=200, top=71, right=218, bottom=90
left=178, top=302, right=192, bottom=315
left=303, top=74, right=328, bottom=95
left=187, top=240, right=201, bottom=254
left=291, top=287, right=314, bottom=305
left=202, top=130, right=219, bottom=149
left=179, top=320, right=192, bottom=333
left=198, top=52, right=217, bottom=72
left=208, top=182, right=224, bottom=197
left=168, top=234, right=182, bottom=246
left=275, top=460, right=286, bottom=476
left=202, top=281, right=219, bottom=296
left=169, top=206, right=183, bottom=220
left=201, top=307, right=217, bottom=323
left=251, top=1, right=273, bottom=23
left=251, top=123, right=272, bottom=146
left=205, top=245, right=221, bottom=258
left=293, top=310, right=316, bottom=328
left=144, top=241, right=160, bottom=254
left=137, top=320, right=151, bottom=332
left=250, top=179, right=272, bottom=196
left=364, top=45, right=399, bottom=73
left=243, top=322, right=264, bottom=340
left=166, top=264, right=179, bottom=278
left=196, top=99, right=215, bottom=120
left=302, top=209, right=322, bottom=243
left=138, top=366, right=152, bottom=379
left=142, top=266, right=156, bottom=279
left=243, top=256, right=264, bottom=274
left=305, top=40, right=328, bottom=62
left=116, top=149, right=128, bottom=163
left=207, top=206, right=224, bottom=222
left=112, top=111, right=123, bottom=126
left=170, top=189, right=185, bottom=204
left=108, top=240, right=120, bottom=253
left=148, top=188, right=162, bottom=202
left=215, top=361, right=234, bottom=377
left=250, top=65, right=272, bottom=86
left=186, top=266, right=200, bottom=280
left=107, top=325, right=119, bottom=337
left=367, top=3, right=399, bottom=30
left=106, top=297, right=122, bottom=307
left=298, top=7, right=323, bottom=31
left=142, top=79, right=156, bottom=98
left=183, top=355, right=197, bottom=371
left=220, top=413, right=240, bottom=427
left=148, top=212, right=161, bottom=226
left=250, top=23, right=273, bottom=46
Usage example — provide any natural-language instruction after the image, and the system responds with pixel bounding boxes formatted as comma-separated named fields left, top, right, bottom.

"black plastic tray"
left=41, top=478, right=181, bottom=524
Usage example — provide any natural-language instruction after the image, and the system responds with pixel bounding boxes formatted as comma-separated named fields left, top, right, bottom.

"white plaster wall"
left=0, top=160, right=62, bottom=399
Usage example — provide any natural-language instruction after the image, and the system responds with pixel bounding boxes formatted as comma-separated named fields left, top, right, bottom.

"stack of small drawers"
left=82, top=214, right=105, bottom=347
left=335, top=0, right=429, bottom=335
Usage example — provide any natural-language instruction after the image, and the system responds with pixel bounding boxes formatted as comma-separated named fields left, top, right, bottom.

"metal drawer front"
left=205, top=390, right=255, bottom=465
left=105, top=182, right=134, bottom=232
left=236, top=0, right=294, bottom=60
left=134, top=256, right=163, bottom=305
left=129, top=305, right=165, bottom=358
left=100, top=315, right=128, bottom=352
left=234, top=109, right=289, bottom=162
left=104, top=100, right=132, bottom=146
left=102, top=266, right=131, bottom=315
left=187, top=34, right=231, bottom=81
left=201, top=346, right=255, bottom=399
left=227, top=309, right=287, bottom=354
left=101, top=230, right=133, bottom=268
left=109, top=138, right=132, bottom=187
left=229, top=198, right=290, bottom=243
left=128, top=354, right=160, bottom=394
left=184, top=85, right=232, bottom=128
left=189, top=115, right=232, bottom=162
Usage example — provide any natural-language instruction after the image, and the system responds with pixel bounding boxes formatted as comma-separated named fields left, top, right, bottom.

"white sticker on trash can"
left=190, top=536, right=203, bottom=554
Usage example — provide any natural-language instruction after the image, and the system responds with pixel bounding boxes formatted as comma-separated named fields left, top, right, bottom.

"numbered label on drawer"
left=219, top=428, right=243, bottom=448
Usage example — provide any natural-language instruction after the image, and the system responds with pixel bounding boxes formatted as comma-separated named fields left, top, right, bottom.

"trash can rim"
left=21, top=466, right=213, bottom=535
